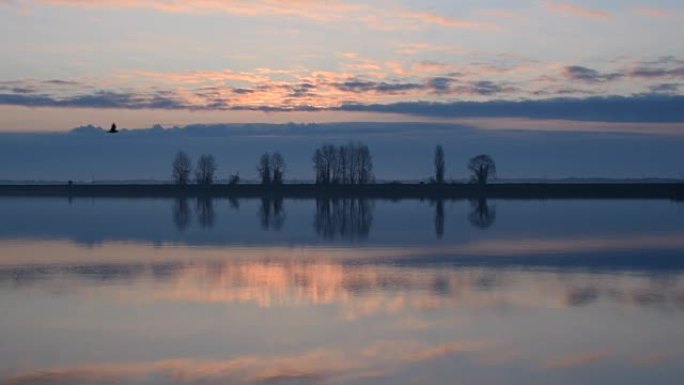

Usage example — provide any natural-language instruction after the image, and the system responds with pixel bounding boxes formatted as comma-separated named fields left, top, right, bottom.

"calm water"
left=1, top=197, right=683, bottom=385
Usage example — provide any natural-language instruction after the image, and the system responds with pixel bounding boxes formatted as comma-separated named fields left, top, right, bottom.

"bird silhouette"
left=109, top=123, right=118, bottom=133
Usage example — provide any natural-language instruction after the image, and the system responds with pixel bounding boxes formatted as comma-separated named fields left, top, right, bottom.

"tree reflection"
left=196, top=197, right=215, bottom=228
left=173, top=197, right=191, bottom=231
left=228, top=197, right=240, bottom=210
left=315, top=198, right=374, bottom=240
left=432, top=199, right=445, bottom=239
left=259, top=197, right=285, bottom=231
left=468, top=198, right=496, bottom=229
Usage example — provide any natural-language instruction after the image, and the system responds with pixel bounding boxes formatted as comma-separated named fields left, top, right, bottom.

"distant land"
left=1, top=182, right=682, bottom=200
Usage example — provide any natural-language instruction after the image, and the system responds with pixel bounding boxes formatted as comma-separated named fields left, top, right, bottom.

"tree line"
left=172, top=144, right=496, bottom=185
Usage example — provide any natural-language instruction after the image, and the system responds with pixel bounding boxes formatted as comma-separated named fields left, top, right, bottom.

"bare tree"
left=313, top=143, right=373, bottom=185
left=336, top=145, right=349, bottom=184
left=172, top=151, right=192, bottom=185
left=354, top=143, right=373, bottom=184
left=228, top=173, right=240, bottom=185
left=313, top=148, right=324, bottom=184
left=434, top=145, right=445, bottom=184
left=271, top=152, right=286, bottom=185
left=313, top=144, right=337, bottom=184
left=322, top=144, right=337, bottom=184
left=195, top=154, right=217, bottom=185
left=257, top=153, right=271, bottom=185
left=468, top=154, right=496, bottom=185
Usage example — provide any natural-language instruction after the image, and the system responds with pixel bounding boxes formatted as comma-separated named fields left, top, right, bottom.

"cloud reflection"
left=2, top=339, right=489, bottom=385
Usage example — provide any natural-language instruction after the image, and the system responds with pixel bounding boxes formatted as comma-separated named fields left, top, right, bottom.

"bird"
left=109, top=123, right=118, bottom=133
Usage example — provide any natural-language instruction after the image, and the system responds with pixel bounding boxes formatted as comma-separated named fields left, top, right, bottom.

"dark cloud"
left=1, top=85, right=682, bottom=123
left=629, top=67, right=684, bottom=79
left=43, top=79, right=82, bottom=86
left=649, top=83, right=680, bottom=94
left=639, top=56, right=684, bottom=67
left=333, top=80, right=423, bottom=94
left=564, top=63, right=684, bottom=84
left=232, top=88, right=255, bottom=94
left=461, top=80, right=509, bottom=95
left=426, top=77, right=453, bottom=93
left=286, top=82, right=317, bottom=98
left=0, top=90, right=191, bottom=110
left=10, top=87, right=35, bottom=94
left=564, top=66, right=623, bottom=83
left=337, top=94, right=684, bottom=123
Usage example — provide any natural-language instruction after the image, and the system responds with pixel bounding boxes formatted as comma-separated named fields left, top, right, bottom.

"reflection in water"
left=2, top=241, right=684, bottom=385
left=3, top=195, right=684, bottom=385
left=228, top=197, right=240, bottom=210
left=172, top=198, right=191, bottom=231
left=315, top=198, right=374, bottom=240
left=258, top=197, right=285, bottom=231
left=468, top=198, right=496, bottom=229
left=433, top=199, right=445, bottom=239
left=170, top=197, right=502, bottom=236
left=196, top=197, right=216, bottom=229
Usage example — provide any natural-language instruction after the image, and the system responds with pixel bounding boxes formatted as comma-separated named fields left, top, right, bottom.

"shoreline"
left=0, top=183, right=682, bottom=200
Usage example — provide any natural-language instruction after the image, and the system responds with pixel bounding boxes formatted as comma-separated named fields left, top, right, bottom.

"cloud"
left=544, top=1, right=610, bottom=18
left=336, top=95, right=684, bottom=123
left=14, top=0, right=497, bottom=31
left=649, top=83, right=680, bottom=94
left=2, top=87, right=684, bottom=123
left=333, top=80, right=424, bottom=94
left=0, top=90, right=191, bottom=110
left=397, top=10, right=499, bottom=30
left=562, top=63, right=683, bottom=84
left=20, top=0, right=364, bottom=22
left=633, top=6, right=679, bottom=19
left=629, top=67, right=684, bottom=79
left=459, top=80, right=511, bottom=95
left=563, top=66, right=623, bottom=83
left=542, top=350, right=612, bottom=369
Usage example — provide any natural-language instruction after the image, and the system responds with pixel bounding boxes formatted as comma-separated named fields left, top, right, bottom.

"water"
left=1, top=197, right=683, bottom=385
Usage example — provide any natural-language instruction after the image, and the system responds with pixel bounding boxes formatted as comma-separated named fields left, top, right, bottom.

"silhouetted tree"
left=434, top=145, right=445, bottom=184
left=354, top=143, right=374, bottom=184
left=313, top=144, right=337, bottom=184
left=257, top=153, right=271, bottom=185
left=313, top=143, right=373, bottom=184
left=468, top=154, right=496, bottom=185
left=313, top=148, right=325, bottom=184
left=271, top=152, right=286, bottom=185
left=195, top=154, right=217, bottom=185
left=172, top=151, right=192, bottom=185
left=228, top=173, right=240, bottom=185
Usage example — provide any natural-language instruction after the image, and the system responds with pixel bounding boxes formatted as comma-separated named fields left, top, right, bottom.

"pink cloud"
left=398, top=10, right=500, bottom=30
left=633, top=6, right=679, bottom=19
left=543, top=350, right=612, bottom=369
left=18, top=0, right=500, bottom=31
left=544, top=1, right=610, bottom=19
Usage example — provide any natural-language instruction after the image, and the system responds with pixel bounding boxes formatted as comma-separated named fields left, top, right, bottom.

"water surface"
left=1, top=197, right=683, bottom=385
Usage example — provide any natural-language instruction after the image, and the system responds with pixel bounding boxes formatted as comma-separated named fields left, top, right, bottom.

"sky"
left=0, top=0, right=683, bottom=132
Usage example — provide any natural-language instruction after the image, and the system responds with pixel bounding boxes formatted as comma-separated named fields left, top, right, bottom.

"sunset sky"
left=1, top=0, right=683, bottom=132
